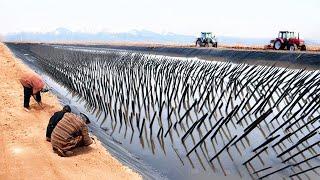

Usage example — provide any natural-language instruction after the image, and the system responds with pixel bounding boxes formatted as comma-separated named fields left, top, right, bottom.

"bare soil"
left=0, top=43, right=141, bottom=180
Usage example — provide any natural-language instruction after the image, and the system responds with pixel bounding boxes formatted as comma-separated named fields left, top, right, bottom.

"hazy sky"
left=1, top=0, right=319, bottom=39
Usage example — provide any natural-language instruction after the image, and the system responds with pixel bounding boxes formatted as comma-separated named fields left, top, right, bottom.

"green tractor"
left=195, top=32, right=218, bottom=47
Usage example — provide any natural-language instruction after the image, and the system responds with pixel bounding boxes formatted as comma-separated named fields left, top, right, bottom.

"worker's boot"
left=23, top=107, right=30, bottom=112
left=65, top=151, right=74, bottom=157
left=53, top=148, right=66, bottom=157
left=54, top=148, right=73, bottom=157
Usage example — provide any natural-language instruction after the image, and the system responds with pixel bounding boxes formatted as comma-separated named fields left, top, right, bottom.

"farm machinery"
left=268, top=31, right=306, bottom=51
left=195, top=32, right=218, bottom=47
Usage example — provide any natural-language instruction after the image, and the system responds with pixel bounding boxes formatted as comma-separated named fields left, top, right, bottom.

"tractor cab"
left=278, top=31, right=296, bottom=40
left=201, top=32, right=214, bottom=40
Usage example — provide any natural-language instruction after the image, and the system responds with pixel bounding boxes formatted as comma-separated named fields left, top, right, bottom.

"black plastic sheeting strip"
left=51, top=43, right=320, bottom=65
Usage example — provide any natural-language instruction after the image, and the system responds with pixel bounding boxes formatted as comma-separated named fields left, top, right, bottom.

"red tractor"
left=270, top=31, right=306, bottom=51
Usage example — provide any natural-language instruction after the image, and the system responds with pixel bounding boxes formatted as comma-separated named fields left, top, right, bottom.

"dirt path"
left=0, top=43, right=141, bottom=180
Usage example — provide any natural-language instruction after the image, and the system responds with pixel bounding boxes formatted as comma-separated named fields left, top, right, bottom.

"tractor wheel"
left=212, top=42, right=217, bottom=48
left=289, top=44, right=297, bottom=51
left=274, top=40, right=282, bottom=50
left=300, top=45, right=306, bottom=51
left=196, top=40, right=201, bottom=47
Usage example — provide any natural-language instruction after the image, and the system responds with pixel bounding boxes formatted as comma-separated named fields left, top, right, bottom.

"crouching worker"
left=19, top=71, right=45, bottom=111
left=46, top=105, right=72, bottom=142
left=51, top=112, right=93, bottom=157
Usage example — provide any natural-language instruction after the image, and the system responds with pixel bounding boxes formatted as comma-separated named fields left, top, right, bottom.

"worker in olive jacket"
left=51, top=112, right=93, bottom=157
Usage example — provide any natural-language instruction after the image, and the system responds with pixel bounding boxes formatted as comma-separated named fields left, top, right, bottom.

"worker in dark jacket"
left=19, top=71, right=45, bottom=111
left=46, top=105, right=72, bottom=142
left=51, top=112, right=93, bottom=157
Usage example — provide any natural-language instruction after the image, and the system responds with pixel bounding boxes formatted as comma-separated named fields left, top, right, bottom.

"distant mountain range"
left=4, top=27, right=320, bottom=45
